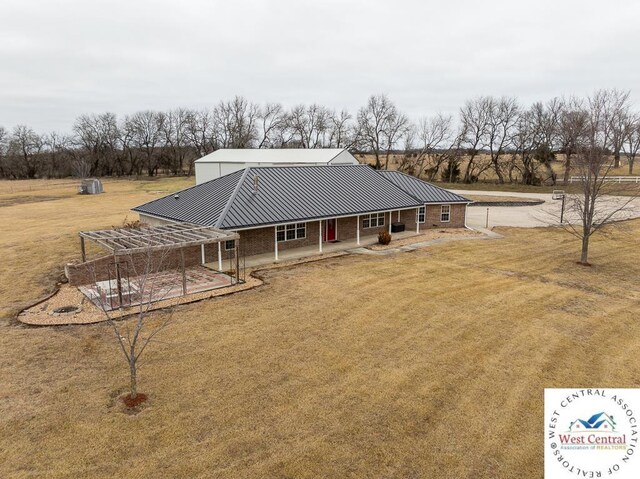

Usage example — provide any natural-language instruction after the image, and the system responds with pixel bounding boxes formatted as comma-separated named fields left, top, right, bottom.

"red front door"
left=325, top=219, right=336, bottom=242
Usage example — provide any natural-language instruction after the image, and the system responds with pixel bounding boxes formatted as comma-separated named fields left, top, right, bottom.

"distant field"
left=1, top=179, right=640, bottom=478
left=0, top=176, right=195, bottom=320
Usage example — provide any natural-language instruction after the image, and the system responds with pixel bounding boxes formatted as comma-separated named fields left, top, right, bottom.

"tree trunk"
left=129, top=360, right=138, bottom=399
left=463, top=156, right=475, bottom=183
left=579, top=235, right=590, bottom=265
left=562, top=153, right=572, bottom=185
left=493, top=158, right=504, bottom=184
left=614, top=151, right=620, bottom=169
left=629, top=158, right=635, bottom=175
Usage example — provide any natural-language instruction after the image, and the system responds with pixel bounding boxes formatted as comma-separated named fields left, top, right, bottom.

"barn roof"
left=134, top=165, right=427, bottom=229
left=195, top=148, right=351, bottom=164
left=378, top=170, right=471, bottom=204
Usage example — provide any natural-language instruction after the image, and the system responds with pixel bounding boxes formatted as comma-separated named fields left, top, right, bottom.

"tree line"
left=0, top=90, right=638, bottom=184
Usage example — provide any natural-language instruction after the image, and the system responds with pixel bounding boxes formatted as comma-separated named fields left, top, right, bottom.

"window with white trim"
left=362, top=212, right=385, bottom=229
left=416, top=206, right=425, bottom=223
left=440, top=205, right=451, bottom=222
left=225, top=240, right=235, bottom=251
left=276, top=223, right=306, bottom=242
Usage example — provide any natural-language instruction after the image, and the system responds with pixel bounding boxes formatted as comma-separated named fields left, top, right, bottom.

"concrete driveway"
left=451, top=190, right=640, bottom=228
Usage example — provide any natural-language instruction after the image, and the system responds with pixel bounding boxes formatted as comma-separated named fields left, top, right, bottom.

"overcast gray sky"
left=2, top=0, right=639, bottom=132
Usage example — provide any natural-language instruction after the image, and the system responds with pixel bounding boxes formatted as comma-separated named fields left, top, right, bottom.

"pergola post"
left=180, top=248, right=187, bottom=296
left=356, top=215, right=360, bottom=245
left=80, top=236, right=86, bottom=262
left=201, top=244, right=206, bottom=265
left=274, top=227, right=279, bottom=261
left=319, top=220, right=323, bottom=253
left=114, top=252, right=123, bottom=309
left=234, top=238, right=240, bottom=284
left=217, top=242, right=222, bottom=271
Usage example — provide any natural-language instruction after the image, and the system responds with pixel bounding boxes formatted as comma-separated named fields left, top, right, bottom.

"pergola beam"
left=79, top=224, right=239, bottom=256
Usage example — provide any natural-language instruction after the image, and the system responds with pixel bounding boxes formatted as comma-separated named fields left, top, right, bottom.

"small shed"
left=79, top=178, right=104, bottom=195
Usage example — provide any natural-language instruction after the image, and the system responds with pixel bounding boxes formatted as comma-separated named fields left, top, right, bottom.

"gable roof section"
left=133, top=165, right=424, bottom=229
left=134, top=168, right=246, bottom=226
left=378, top=170, right=471, bottom=204
left=194, top=148, right=349, bottom=164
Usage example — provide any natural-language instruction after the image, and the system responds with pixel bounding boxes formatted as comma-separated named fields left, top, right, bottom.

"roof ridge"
left=214, top=167, right=252, bottom=228
left=381, top=170, right=471, bottom=202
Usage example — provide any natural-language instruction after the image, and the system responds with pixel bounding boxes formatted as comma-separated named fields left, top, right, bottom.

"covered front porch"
left=239, top=229, right=419, bottom=268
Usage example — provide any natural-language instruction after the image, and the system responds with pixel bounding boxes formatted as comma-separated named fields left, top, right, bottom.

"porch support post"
left=180, top=247, right=187, bottom=296
left=274, top=227, right=279, bottom=261
left=201, top=243, right=206, bottom=265
left=356, top=215, right=360, bottom=245
left=416, top=208, right=420, bottom=234
left=388, top=212, right=392, bottom=234
left=217, top=242, right=223, bottom=271
left=319, top=220, right=323, bottom=253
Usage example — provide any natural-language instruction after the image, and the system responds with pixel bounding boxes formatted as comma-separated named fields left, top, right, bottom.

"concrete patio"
left=79, top=266, right=235, bottom=311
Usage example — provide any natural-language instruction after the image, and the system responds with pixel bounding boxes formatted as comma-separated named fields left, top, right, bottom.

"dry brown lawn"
left=1, top=178, right=640, bottom=478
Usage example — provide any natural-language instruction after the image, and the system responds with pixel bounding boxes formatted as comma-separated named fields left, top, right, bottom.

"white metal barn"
left=194, top=148, right=359, bottom=184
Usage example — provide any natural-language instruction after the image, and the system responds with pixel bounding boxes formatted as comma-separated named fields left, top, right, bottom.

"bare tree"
left=213, top=96, right=259, bottom=148
left=90, top=242, right=175, bottom=404
left=6, top=125, right=44, bottom=178
left=73, top=113, right=121, bottom=176
left=257, top=103, right=287, bottom=149
left=0, top=126, right=7, bottom=177
left=327, top=109, right=355, bottom=148
left=356, top=94, right=409, bottom=169
left=458, top=97, right=491, bottom=183
left=561, top=92, right=638, bottom=265
left=557, top=97, right=588, bottom=185
left=159, top=108, right=193, bottom=175
left=399, top=113, right=453, bottom=179
left=605, top=89, right=631, bottom=169
left=623, top=115, right=640, bottom=174
left=124, top=111, right=162, bottom=176
left=485, top=97, right=519, bottom=183
left=287, top=104, right=332, bottom=148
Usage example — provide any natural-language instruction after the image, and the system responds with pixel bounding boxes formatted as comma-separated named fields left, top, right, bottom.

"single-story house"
left=194, top=148, right=359, bottom=184
left=133, top=164, right=471, bottom=264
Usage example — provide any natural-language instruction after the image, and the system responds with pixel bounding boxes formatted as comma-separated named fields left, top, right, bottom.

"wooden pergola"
left=79, top=223, right=240, bottom=304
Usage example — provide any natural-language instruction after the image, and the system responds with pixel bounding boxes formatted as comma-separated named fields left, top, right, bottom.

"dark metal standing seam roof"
left=132, top=168, right=246, bottom=226
left=133, top=165, right=466, bottom=229
left=377, top=170, right=471, bottom=204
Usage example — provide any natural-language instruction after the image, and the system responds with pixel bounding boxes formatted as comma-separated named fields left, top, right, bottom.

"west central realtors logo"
left=545, top=389, right=640, bottom=478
